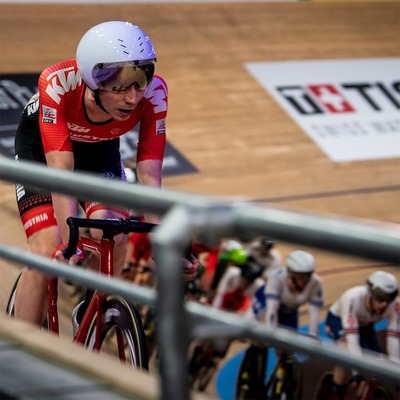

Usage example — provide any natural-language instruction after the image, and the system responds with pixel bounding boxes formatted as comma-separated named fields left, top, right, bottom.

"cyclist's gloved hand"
left=53, top=240, right=85, bottom=266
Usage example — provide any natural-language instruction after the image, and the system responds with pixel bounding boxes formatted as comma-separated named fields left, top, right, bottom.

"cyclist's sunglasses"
left=92, top=60, right=156, bottom=91
left=288, top=271, right=312, bottom=281
left=371, top=287, right=398, bottom=303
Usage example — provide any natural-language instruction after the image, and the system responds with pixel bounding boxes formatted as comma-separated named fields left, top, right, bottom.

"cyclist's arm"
left=308, top=279, right=324, bottom=337
left=45, top=150, right=77, bottom=244
left=264, top=294, right=279, bottom=328
left=212, top=267, right=239, bottom=309
left=340, top=299, right=363, bottom=357
left=136, top=159, right=162, bottom=224
left=308, top=303, right=322, bottom=337
left=264, top=276, right=281, bottom=328
left=386, top=298, right=400, bottom=363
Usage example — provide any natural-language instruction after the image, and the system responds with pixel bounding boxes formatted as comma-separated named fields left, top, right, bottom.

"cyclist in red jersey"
left=13, top=21, right=198, bottom=326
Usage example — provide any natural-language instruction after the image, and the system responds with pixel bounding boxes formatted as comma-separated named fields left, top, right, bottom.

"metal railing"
left=1, top=157, right=399, bottom=399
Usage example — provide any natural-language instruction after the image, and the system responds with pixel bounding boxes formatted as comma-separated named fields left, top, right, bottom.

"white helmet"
left=367, top=271, right=398, bottom=303
left=76, top=21, right=156, bottom=91
left=286, top=250, right=315, bottom=277
left=221, top=240, right=243, bottom=253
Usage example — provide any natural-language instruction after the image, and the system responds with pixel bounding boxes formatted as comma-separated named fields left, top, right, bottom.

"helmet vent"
left=116, top=39, right=129, bottom=54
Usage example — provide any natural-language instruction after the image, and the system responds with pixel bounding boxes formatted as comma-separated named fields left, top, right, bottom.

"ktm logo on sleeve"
left=45, top=67, right=82, bottom=104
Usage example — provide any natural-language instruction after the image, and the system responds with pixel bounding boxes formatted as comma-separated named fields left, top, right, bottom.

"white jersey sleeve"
left=212, top=266, right=241, bottom=309
left=386, top=297, right=400, bottom=363
left=264, top=270, right=283, bottom=329
left=308, top=275, right=324, bottom=337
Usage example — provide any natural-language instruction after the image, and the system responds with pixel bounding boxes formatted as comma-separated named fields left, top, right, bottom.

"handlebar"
left=64, top=217, right=158, bottom=259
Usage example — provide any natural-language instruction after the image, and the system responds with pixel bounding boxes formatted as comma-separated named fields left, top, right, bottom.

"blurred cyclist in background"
left=325, top=271, right=399, bottom=400
left=253, top=250, right=324, bottom=337
left=212, top=258, right=265, bottom=313
left=199, top=239, right=245, bottom=292
left=246, top=237, right=282, bottom=280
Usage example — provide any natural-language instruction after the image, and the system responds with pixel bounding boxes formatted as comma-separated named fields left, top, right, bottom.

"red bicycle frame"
left=47, top=235, right=115, bottom=350
left=46, top=216, right=156, bottom=354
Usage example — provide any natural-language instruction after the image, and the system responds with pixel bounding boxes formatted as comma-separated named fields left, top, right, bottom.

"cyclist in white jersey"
left=253, top=250, right=324, bottom=337
left=325, top=271, right=399, bottom=400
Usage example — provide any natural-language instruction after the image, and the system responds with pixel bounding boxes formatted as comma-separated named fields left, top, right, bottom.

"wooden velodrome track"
left=0, top=1, right=399, bottom=398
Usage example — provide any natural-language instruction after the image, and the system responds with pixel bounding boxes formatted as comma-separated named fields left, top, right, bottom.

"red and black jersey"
left=37, top=59, right=167, bottom=161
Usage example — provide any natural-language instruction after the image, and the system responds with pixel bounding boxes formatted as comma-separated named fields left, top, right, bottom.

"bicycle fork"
left=48, top=277, right=59, bottom=334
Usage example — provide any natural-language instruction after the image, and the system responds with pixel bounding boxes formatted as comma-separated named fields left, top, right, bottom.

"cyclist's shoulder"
left=39, top=59, right=78, bottom=81
left=222, top=266, right=241, bottom=281
left=144, top=74, right=168, bottom=95
left=342, top=285, right=366, bottom=299
left=38, top=59, right=83, bottom=105
left=332, top=286, right=366, bottom=311
left=265, top=268, right=284, bottom=291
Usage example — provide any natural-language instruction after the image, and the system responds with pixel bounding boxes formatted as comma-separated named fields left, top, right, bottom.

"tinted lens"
left=92, top=61, right=155, bottom=91
left=371, top=287, right=397, bottom=303
left=289, top=271, right=312, bottom=281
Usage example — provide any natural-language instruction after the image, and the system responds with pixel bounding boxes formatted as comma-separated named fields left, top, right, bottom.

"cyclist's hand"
left=53, top=241, right=85, bottom=265
left=183, top=255, right=201, bottom=281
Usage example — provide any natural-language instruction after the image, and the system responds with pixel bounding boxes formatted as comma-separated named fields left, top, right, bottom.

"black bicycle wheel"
left=285, top=355, right=303, bottom=400
left=5, top=271, right=22, bottom=317
left=84, top=295, right=148, bottom=371
left=374, top=386, right=393, bottom=400
left=235, top=345, right=268, bottom=400
left=266, top=361, right=285, bottom=400
left=196, top=362, right=217, bottom=392
left=5, top=270, right=49, bottom=330
left=265, top=354, right=302, bottom=400
left=313, top=371, right=334, bottom=400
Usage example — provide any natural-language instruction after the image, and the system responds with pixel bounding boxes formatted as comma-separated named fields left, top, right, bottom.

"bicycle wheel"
left=313, top=371, right=334, bottom=400
left=286, top=355, right=303, bottom=400
left=196, top=362, right=217, bottom=392
left=5, top=271, right=21, bottom=317
left=5, top=271, right=49, bottom=329
left=373, top=386, right=393, bottom=400
left=266, top=354, right=302, bottom=400
left=235, top=345, right=268, bottom=400
left=84, top=295, right=148, bottom=370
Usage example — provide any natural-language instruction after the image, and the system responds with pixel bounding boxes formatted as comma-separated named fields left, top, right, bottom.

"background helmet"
left=286, top=250, right=315, bottom=278
left=366, top=271, right=398, bottom=303
left=260, top=237, right=274, bottom=250
left=76, top=21, right=156, bottom=91
left=228, top=248, right=248, bottom=265
left=221, top=240, right=242, bottom=253
left=239, top=260, right=263, bottom=283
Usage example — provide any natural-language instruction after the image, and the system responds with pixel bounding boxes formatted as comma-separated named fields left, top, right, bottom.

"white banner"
left=245, top=58, right=400, bottom=162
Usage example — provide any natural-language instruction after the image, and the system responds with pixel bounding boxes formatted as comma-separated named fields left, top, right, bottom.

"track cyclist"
left=324, top=271, right=400, bottom=400
left=212, top=258, right=265, bottom=313
left=254, top=250, right=324, bottom=337
left=13, top=20, right=198, bottom=327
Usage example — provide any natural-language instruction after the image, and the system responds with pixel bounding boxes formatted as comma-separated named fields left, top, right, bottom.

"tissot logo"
left=245, top=58, right=400, bottom=162
left=277, top=82, right=400, bottom=115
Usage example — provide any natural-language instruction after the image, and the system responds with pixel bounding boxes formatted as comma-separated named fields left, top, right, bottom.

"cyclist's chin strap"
left=94, top=89, right=111, bottom=115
